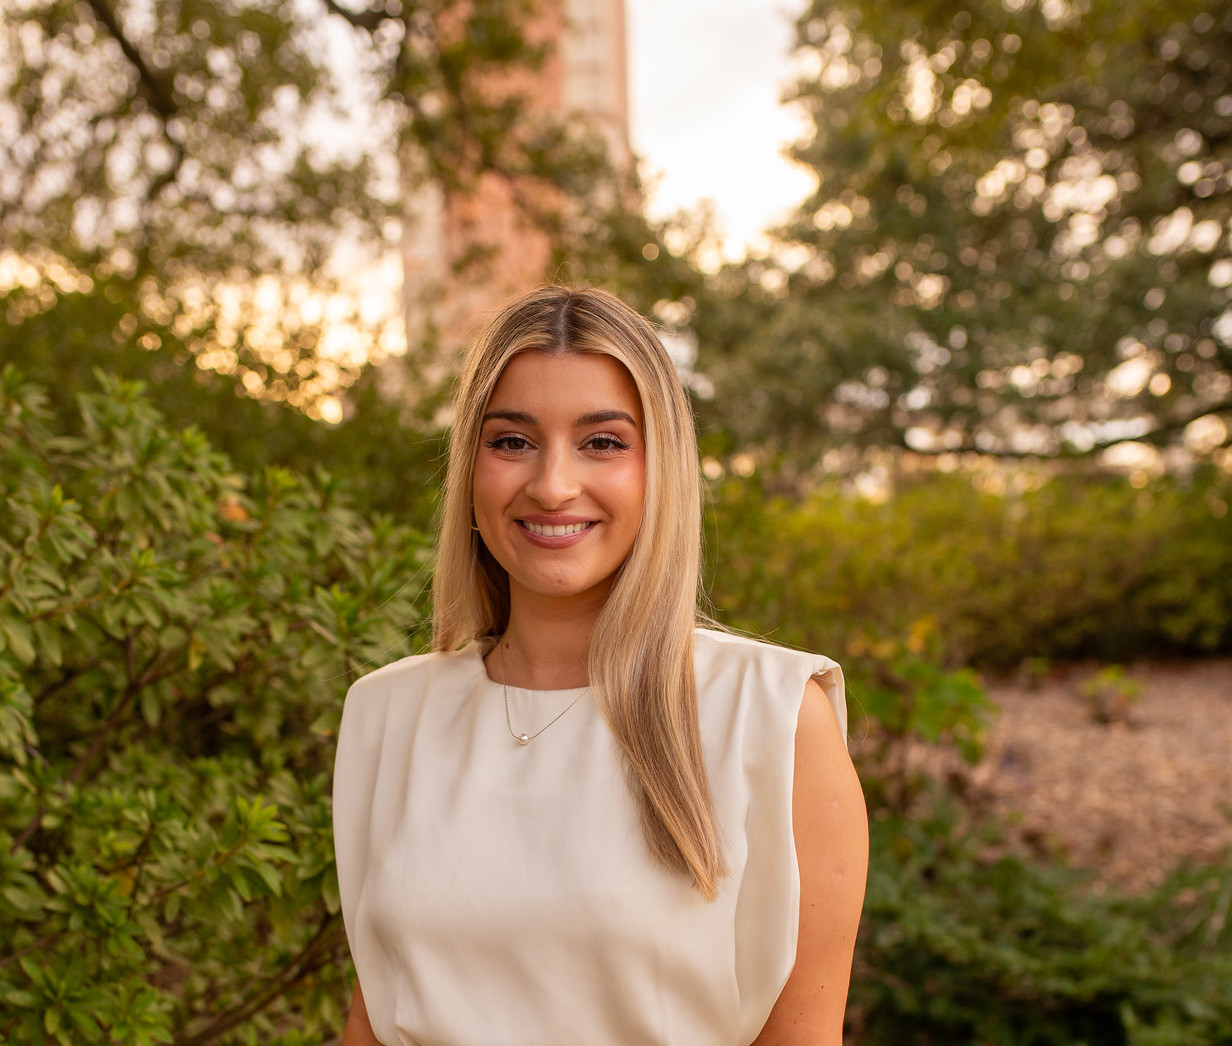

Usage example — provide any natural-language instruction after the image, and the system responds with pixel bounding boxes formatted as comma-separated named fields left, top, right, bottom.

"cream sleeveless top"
left=333, top=628, right=845, bottom=1046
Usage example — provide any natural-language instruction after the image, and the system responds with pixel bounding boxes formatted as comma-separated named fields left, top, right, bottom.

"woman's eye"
left=485, top=435, right=531, bottom=452
left=586, top=434, right=631, bottom=453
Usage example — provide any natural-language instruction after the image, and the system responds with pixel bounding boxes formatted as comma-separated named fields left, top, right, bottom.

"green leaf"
left=0, top=615, right=35, bottom=665
left=140, top=688, right=161, bottom=728
left=187, top=633, right=204, bottom=672
left=321, top=866, right=341, bottom=915
left=32, top=620, right=62, bottom=669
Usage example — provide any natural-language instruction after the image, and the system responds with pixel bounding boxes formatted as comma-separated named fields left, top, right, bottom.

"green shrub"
left=0, top=369, right=430, bottom=1044
left=854, top=804, right=1232, bottom=1045
left=706, top=470, right=1232, bottom=670
left=0, top=279, right=447, bottom=531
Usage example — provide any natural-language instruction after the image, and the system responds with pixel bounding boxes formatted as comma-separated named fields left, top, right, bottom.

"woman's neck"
left=489, top=590, right=604, bottom=689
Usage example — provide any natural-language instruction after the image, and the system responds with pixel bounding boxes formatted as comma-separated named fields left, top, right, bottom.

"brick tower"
left=401, top=0, right=630, bottom=362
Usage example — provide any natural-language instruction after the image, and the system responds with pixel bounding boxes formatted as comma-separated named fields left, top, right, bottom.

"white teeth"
left=524, top=521, right=590, bottom=536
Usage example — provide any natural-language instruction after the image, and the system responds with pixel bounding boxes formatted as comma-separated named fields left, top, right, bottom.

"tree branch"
left=0, top=930, right=63, bottom=970
left=176, top=917, right=343, bottom=1046
left=9, top=646, right=151, bottom=854
left=81, top=0, right=179, bottom=122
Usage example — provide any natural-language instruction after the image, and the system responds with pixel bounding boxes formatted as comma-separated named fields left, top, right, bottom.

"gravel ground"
left=924, top=659, right=1232, bottom=893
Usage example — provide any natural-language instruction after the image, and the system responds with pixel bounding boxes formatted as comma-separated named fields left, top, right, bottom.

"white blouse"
left=333, top=628, right=846, bottom=1046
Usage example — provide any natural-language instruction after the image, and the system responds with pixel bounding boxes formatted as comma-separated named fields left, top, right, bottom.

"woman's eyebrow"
left=482, top=409, right=537, bottom=425
left=575, top=410, right=638, bottom=427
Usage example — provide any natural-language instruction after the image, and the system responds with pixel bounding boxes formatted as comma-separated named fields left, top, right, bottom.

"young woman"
left=333, top=286, right=867, bottom=1046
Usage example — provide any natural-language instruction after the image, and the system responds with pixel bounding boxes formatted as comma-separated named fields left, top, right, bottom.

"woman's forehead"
left=485, top=351, right=642, bottom=422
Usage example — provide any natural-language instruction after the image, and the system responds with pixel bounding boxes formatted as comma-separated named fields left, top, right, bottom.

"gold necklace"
left=498, top=643, right=589, bottom=746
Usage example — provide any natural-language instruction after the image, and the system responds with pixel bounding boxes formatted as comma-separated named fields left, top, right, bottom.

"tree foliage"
left=697, top=0, right=1232, bottom=469
left=1, top=0, right=582, bottom=280
left=0, top=368, right=429, bottom=1043
left=5, top=0, right=368, bottom=280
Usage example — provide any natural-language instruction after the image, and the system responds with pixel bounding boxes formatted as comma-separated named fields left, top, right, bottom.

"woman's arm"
left=751, top=678, right=869, bottom=1046
left=341, top=983, right=383, bottom=1046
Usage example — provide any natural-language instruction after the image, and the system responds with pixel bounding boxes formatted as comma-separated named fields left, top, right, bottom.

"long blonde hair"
left=432, top=285, right=726, bottom=899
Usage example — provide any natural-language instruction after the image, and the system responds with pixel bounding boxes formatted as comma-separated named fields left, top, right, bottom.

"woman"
left=333, top=286, right=867, bottom=1046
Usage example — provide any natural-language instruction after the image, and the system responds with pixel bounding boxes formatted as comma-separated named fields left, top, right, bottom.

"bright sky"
left=626, top=0, right=815, bottom=262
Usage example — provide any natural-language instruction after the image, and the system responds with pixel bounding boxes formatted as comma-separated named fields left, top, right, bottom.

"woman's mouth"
left=520, top=520, right=594, bottom=536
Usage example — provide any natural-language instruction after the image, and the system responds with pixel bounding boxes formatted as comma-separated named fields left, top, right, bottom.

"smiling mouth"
left=521, top=521, right=595, bottom=537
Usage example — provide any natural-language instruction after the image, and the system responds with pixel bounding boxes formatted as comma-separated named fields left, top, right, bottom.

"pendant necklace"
left=498, top=642, right=589, bottom=746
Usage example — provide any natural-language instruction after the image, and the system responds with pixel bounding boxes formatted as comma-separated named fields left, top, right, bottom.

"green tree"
left=1, top=0, right=597, bottom=280
left=698, top=0, right=1232, bottom=468
left=0, top=368, right=430, bottom=1043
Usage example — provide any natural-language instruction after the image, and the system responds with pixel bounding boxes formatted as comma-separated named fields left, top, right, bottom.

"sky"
left=626, top=0, right=815, bottom=262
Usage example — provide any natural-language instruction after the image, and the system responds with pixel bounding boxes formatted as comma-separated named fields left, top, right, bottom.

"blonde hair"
left=432, top=285, right=726, bottom=899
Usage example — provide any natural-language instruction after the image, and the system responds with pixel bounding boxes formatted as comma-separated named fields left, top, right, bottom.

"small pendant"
left=517, top=733, right=530, bottom=746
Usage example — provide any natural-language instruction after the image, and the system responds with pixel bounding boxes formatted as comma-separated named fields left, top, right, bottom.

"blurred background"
left=1, top=0, right=1230, bottom=1042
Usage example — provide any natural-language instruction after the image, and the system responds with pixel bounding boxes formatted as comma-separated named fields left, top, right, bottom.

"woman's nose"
left=525, top=445, right=581, bottom=508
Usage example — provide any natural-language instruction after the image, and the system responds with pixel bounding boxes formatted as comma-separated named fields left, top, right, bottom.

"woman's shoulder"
left=693, top=627, right=846, bottom=740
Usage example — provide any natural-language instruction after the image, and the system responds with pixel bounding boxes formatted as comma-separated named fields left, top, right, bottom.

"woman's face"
left=473, top=350, right=646, bottom=610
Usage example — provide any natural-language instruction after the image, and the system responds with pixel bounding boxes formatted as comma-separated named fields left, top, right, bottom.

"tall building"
left=401, top=0, right=630, bottom=360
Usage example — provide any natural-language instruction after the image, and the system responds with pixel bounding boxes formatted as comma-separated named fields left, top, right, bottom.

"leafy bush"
left=0, top=279, right=446, bottom=530
left=0, top=369, right=430, bottom=1044
left=853, top=804, right=1232, bottom=1045
left=706, top=470, right=1232, bottom=670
